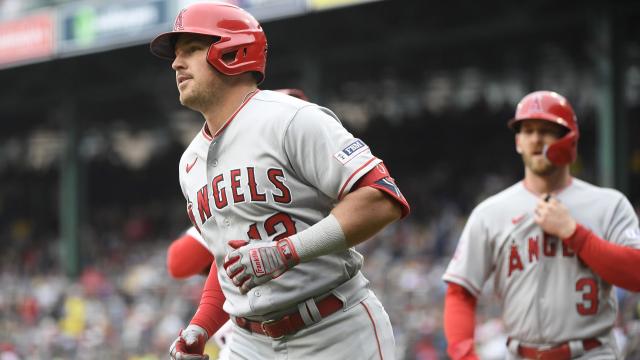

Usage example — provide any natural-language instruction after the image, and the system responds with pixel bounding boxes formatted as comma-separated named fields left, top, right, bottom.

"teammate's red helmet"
left=275, top=88, right=309, bottom=101
left=508, top=90, right=579, bottom=166
left=150, top=2, right=267, bottom=83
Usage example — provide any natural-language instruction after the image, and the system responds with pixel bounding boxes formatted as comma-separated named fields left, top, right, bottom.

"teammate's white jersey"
left=443, top=178, right=640, bottom=344
left=178, top=90, right=381, bottom=318
left=186, top=226, right=207, bottom=249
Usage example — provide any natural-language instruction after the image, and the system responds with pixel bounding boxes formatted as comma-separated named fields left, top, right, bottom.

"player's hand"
left=534, top=194, right=576, bottom=239
left=223, top=238, right=300, bottom=294
left=169, top=324, right=209, bottom=360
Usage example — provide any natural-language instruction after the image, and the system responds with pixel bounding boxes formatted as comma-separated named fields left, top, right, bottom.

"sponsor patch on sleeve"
left=333, top=139, right=369, bottom=165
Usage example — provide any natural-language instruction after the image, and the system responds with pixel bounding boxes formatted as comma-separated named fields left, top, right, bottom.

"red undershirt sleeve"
left=563, top=223, right=640, bottom=292
left=167, top=234, right=215, bottom=279
left=190, top=261, right=229, bottom=337
left=444, top=282, right=479, bottom=360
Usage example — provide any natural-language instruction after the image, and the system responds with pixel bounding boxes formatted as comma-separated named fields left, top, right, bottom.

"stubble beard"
left=179, top=81, right=216, bottom=112
left=523, top=153, right=557, bottom=176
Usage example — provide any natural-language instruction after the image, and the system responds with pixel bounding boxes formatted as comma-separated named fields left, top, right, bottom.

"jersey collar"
left=200, top=89, right=260, bottom=142
left=522, top=176, right=574, bottom=198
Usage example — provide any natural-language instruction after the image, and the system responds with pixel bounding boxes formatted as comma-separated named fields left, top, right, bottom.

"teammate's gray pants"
left=227, top=288, right=395, bottom=359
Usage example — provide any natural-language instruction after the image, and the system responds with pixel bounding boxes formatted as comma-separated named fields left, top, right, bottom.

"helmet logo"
left=174, top=9, right=186, bottom=31
left=531, top=94, right=543, bottom=113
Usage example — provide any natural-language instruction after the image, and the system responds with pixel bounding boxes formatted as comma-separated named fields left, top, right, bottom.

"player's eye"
left=184, top=45, right=198, bottom=54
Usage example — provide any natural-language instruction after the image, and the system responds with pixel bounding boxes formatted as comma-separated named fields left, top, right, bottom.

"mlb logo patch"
left=334, top=139, right=369, bottom=165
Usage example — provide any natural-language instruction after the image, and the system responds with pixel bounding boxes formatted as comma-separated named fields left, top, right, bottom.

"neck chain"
left=240, top=88, right=258, bottom=106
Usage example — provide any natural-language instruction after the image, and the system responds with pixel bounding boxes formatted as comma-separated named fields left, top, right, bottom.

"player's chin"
left=530, top=161, right=556, bottom=176
left=524, top=156, right=553, bottom=174
left=179, top=92, right=194, bottom=107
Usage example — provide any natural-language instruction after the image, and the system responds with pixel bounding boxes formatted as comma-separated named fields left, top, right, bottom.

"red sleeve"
left=167, top=234, right=214, bottom=279
left=190, top=262, right=229, bottom=337
left=444, top=283, right=479, bottom=360
left=352, top=162, right=410, bottom=218
left=564, top=224, right=640, bottom=291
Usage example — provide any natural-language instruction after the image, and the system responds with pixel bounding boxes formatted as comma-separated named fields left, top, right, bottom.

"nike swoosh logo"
left=511, top=214, right=526, bottom=225
left=186, top=157, right=198, bottom=173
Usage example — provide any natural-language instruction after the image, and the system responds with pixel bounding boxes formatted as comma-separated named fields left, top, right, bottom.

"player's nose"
left=530, top=129, right=546, bottom=143
left=171, top=55, right=186, bottom=71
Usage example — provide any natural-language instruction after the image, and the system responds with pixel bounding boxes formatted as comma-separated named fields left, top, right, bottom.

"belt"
left=233, top=294, right=344, bottom=339
left=510, top=338, right=601, bottom=360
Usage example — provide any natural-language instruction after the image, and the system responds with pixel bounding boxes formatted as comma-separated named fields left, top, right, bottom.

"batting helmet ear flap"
left=544, top=129, right=578, bottom=165
left=206, top=31, right=267, bottom=82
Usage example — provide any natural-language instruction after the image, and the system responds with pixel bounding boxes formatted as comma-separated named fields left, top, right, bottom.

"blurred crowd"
left=2, top=194, right=640, bottom=360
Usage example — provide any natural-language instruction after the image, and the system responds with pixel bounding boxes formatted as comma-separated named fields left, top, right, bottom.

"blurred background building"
left=0, top=0, right=639, bottom=359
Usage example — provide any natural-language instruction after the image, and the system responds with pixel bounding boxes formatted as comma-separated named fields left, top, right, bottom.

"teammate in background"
left=442, top=90, right=640, bottom=359
left=151, top=3, right=409, bottom=360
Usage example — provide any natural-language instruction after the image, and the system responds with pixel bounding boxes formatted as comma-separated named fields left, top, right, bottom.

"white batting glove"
left=223, top=238, right=300, bottom=294
left=169, top=324, right=209, bottom=360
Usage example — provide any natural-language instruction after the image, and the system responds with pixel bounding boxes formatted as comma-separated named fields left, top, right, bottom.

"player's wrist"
left=562, top=223, right=589, bottom=252
left=289, top=214, right=347, bottom=262
left=558, top=219, right=577, bottom=239
left=275, top=238, right=300, bottom=268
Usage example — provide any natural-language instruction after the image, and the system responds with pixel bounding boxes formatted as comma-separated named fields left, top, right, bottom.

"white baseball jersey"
left=443, top=178, right=640, bottom=344
left=178, top=90, right=382, bottom=318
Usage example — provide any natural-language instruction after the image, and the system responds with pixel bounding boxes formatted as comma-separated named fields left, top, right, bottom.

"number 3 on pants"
left=576, top=278, right=598, bottom=315
left=247, top=212, right=297, bottom=241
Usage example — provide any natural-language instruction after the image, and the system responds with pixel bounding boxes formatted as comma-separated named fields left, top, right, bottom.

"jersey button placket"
left=206, top=141, right=219, bottom=190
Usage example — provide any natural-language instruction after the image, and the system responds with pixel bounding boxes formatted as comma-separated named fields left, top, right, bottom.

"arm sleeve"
left=444, top=283, right=478, bottom=360
left=190, top=262, right=229, bottom=338
left=283, top=106, right=381, bottom=200
left=564, top=223, right=640, bottom=291
left=167, top=231, right=214, bottom=279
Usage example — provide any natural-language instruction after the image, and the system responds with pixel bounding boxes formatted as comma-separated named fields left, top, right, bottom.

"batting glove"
left=223, top=238, right=300, bottom=294
left=169, top=324, right=209, bottom=360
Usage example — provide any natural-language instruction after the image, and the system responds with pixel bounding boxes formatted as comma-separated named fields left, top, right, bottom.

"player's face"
left=171, top=34, right=224, bottom=110
left=516, top=120, right=566, bottom=175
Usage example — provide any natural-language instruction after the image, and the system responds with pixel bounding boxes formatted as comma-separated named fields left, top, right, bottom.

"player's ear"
left=515, top=134, right=522, bottom=154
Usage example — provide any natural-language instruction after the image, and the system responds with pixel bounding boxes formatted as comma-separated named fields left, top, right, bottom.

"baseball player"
left=150, top=3, right=410, bottom=360
left=167, top=87, right=313, bottom=360
left=442, top=90, right=640, bottom=359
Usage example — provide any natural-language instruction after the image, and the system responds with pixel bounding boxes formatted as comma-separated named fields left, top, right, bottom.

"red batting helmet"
left=508, top=90, right=579, bottom=165
left=150, top=2, right=267, bottom=83
left=275, top=88, right=309, bottom=101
